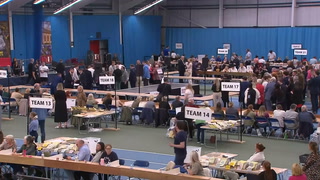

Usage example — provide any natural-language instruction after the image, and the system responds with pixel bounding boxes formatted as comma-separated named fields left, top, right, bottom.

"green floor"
left=1, top=113, right=309, bottom=169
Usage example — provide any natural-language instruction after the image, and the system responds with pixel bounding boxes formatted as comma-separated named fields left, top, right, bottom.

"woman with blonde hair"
left=184, top=151, right=204, bottom=176
left=289, top=163, right=306, bottom=180
left=76, top=85, right=87, bottom=107
left=184, top=84, right=194, bottom=104
left=144, top=95, right=155, bottom=111
left=54, top=83, right=68, bottom=129
left=86, top=93, right=98, bottom=108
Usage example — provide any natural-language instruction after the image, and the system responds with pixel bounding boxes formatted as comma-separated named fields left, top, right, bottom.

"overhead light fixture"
left=53, top=0, right=82, bottom=14
left=134, top=0, right=164, bottom=15
left=0, top=0, right=13, bottom=7
left=34, top=0, right=45, bottom=5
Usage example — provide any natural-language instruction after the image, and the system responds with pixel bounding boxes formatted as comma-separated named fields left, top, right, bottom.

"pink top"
left=289, top=174, right=307, bottom=180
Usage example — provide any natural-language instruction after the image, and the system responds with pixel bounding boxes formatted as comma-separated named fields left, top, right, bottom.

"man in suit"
left=156, top=77, right=172, bottom=101
left=265, top=77, right=276, bottom=111
left=308, top=71, right=320, bottom=114
left=239, top=76, right=250, bottom=108
left=64, top=68, right=74, bottom=88
left=177, top=55, right=185, bottom=83
left=129, top=64, right=137, bottom=88
left=27, top=58, right=34, bottom=84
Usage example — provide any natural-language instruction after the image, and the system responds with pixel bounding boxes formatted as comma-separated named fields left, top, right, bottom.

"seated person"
left=273, top=104, right=285, bottom=132
left=159, top=96, right=171, bottom=110
left=184, top=151, right=204, bottom=176
left=225, top=102, right=239, bottom=118
left=256, top=105, right=269, bottom=118
left=131, top=96, right=142, bottom=109
left=24, top=88, right=31, bottom=99
left=289, top=163, right=307, bottom=180
left=258, top=161, right=277, bottom=180
left=144, top=95, right=155, bottom=111
left=86, top=93, right=98, bottom=108
left=213, top=102, right=225, bottom=120
left=243, top=105, right=256, bottom=134
left=101, top=144, right=118, bottom=164
left=91, top=142, right=105, bottom=163
left=102, top=93, right=113, bottom=110
left=284, top=104, right=299, bottom=129
left=171, top=96, right=183, bottom=110
left=247, top=143, right=266, bottom=163
left=298, top=105, right=316, bottom=139
left=0, top=134, right=17, bottom=151
left=10, top=88, right=23, bottom=106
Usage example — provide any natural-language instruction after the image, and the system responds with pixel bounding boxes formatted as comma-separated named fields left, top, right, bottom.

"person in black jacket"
left=56, top=59, right=65, bottom=80
left=79, top=69, right=87, bottom=89
left=308, top=70, right=320, bottom=114
left=156, top=77, right=172, bottom=101
left=64, top=68, right=74, bottom=88
left=129, top=64, right=137, bottom=88
left=171, top=96, right=183, bottom=109
left=27, top=58, right=34, bottom=84
left=177, top=55, right=185, bottom=83
left=113, top=65, right=122, bottom=90
left=84, top=68, right=93, bottom=90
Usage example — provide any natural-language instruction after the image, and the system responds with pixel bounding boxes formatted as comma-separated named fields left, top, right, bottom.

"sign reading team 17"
left=221, top=82, right=241, bottom=92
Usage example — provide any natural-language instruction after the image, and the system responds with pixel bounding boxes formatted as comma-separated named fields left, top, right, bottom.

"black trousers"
left=30, top=130, right=38, bottom=143
left=179, top=71, right=184, bottom=83
left=74, top=171, right=91, bottom=180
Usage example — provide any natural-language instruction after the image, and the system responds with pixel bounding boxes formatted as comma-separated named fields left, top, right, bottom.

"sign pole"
left=7, top=69, right=10, bottom=119
left=204, top=70, right=207, bottom=96
left=240, top=103, right=243, bottom=142
left=115, top=83, right=117, bottom=129
left=26, top=97, right=30, bottom=134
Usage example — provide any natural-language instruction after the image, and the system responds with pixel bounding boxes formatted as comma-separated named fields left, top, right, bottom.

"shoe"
left=197, top=141, right=200, bottom=143
left=55, top=126, right=62, bottom=129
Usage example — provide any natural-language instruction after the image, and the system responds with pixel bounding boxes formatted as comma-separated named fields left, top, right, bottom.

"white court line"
left=114, top=148, right=174, bottom=157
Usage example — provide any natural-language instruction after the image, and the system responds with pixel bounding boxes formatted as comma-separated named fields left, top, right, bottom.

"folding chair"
left=225, top=114, right=239, bottom=120
left=129, top=160, right=150, bottom=180
left=255, top=117, right=269, bottom=136
left=212, top=113, right=223, bottom=120
left=240, top=116, right=254, bottom=135
left=268, top=118, right=282, bottom=138
left=283, top=119, right=299, bottom=139
left=132, top=107, right=144, bottom=123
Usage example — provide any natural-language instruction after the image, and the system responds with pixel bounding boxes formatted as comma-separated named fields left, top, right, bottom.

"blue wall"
left=123, top=15, right=162, bottom=66
left=166, top=27, right=320, bottom=60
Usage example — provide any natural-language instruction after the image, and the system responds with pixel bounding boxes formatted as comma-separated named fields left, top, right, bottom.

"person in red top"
left=289, top=163, right=307, bottom=180
left=256, top=79, right=265, bottom=108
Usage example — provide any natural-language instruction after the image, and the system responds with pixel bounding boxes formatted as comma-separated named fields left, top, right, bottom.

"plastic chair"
left=86, top=104, right=94, bottom=108
left=255, top=117, right=269, bottom=135
left=225, top=114, right=239, bottom=120
left=268, top=118, right=282, bottom=138
left=284, top=119, right=299, bottom=139
left=133, top=160, right=149, bottom=167
left=212, top=113, right=223, bottom=120
left=240, top=116, right=254, bottom=135
left=98, top=104, right=106, bottom=109
left=132, top=107, right=144, bottom=123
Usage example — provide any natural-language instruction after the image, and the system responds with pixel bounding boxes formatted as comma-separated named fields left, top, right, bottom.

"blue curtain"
left=123, top=16, right=162, bottom=67
left=166, top=27, right=320, bottom=60
left=33, top=4, right=43, bottom=61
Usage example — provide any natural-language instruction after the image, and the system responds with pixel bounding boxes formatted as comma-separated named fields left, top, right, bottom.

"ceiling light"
left=0, top=0, right=12, bottom=7
left=53, top=0, right=82, bottom=14
left=34, top=0, right=45, bottom=5
left=134, top=0, right=164, bottom=15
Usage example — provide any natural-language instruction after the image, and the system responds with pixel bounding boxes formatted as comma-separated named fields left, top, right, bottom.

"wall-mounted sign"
left=175, top=43, right=183, bottom=49
left=217, top=49, right=229, bottom=55
left=291, top=44, right=302, bottom=49
left=294, top=49, right=308, bottom=56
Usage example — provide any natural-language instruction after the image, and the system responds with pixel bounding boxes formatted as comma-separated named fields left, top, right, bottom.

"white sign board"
left=0, top=70, right=7, bottom=78
left=185, top=107, right=212, bottom=121
left=221, top=82, right=240, bottom=92
left=66, top=98, right=76, bottom=109
left=175, top=43, right=183, bottom=49
left=83, top=137, right=101, bottom=154
left=150, top=91, right=159, bottom=96
left=184, top=146, right=202, bottom=163
left=99, top=76, right=115, bottom=85
left=294, top=49, right=308, bottom=56
left=223, top=43, right=231, bottom=50
left=291, top=44, right=302, bottom=49
left=217, top=49, right=229, bottom=55
left=197, top=55, right=205, bottom=63
left=157, top=68, right=163, bottom=74
left=29, top=97, right=53, bottom=109
left=180, top=87, right=186, bottom=96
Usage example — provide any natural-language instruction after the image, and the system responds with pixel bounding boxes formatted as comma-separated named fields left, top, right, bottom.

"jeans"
left=30, top=130, right=38, bottom=143
left=311, top=94, right=319, bottom=113
left=174, top=153, right=186, bottom=166
left=39, top=120, right=45, bottom=143
left=196, top=123, right=205, bottom=143
left=265, top=99, right=272, bottom=111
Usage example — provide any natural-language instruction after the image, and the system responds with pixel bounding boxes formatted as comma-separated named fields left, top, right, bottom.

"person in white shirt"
left=273, top=104, right=285, bottom=132
left=238, top=63, right=247, bottom=73
left=184, top=84, right=194, bottom=104
left=247, top=65, right=253, bottom=73
left=309, top=56, right=317, bottom=65
left=244, top=83, right=261, bottom=105
left=245, top=49, right=252, bottom=62
left=258, top=56, right=266, bottom=64
left=87, top=65, right=95, bottom=78
left=39, top=61, right=49, bottom=83
left=171, top=51, right=177, bottom=59
left=228, top=65, right=238, bottom=72
left=72, top=66, right=79, bottom=82
left=247, top=143, right=266, bottom=163
left=268, top=50, right=276, bottom=62
left=185, top=59, right=193, bottom=84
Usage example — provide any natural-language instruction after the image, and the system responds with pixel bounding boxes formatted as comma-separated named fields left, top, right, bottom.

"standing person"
left=28, top=112, right=39, bottom=143
left=151, top=64, right=161, bottom=84
left=212, top=79, right=222, bottom=107
left=121, top=66, right=129, bottom=89
left=72, top=65, right=80, bottom=83
left=156, top=77, right=172, bottom=102
left=186, top=59, right=193, bottom=84
left=289, top=163, right=307, bottom=180
left=265, top=77, right=276, bottom=111
left=76, top=86, right=87, bottom=107
left=178, top=55, right=186, bottom=83
left=33, top=61, right=40, bottom=83
left=256, top=79, right=265, bottom=108
left=308, top=71, right=320, bottom=114
left=56, top=59, right=65, bottom=79
left=142, top=61, right=150, bottom=86
left=303, top=142, right=320, bottom=180
left=64, top=68, right=74, bottom=88
left=51, top=73, right=63, bottom=94
left=268, top=50, right=276, bottom=62
left=129, top=64, right=137, bottom=88
left=54, top=83, right=68, bottom=129
left=245, top=49, right=252, bottom=65
left=258, top=161, right=277, bottom=180
left=163, top=46, right=170, bottom=57
left=184, top=84, right=194, bottom=104
left=169, top=120, right=187, bottom=166
left=39, top=61, right=49, bottom=84
left=32, top=106, right=47, bottom=143
left=113, top=65, right=122, bottom=90
left=27, top=58, right=34, bottom=84
left=221, top=75, right=230, bottom=107
left=239, top=77, right=250, bottom=108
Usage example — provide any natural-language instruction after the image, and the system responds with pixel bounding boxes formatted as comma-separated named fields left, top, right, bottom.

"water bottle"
left=75, top=157, right=79, bottom=162
left=130, top=164, right=133, bottom=169
left=100, top=158, right=105, bottom=165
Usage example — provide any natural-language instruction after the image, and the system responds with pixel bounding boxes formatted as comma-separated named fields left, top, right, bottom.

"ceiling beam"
left=69, top=0, right=97, bottom=11
left=8, top=0, right=32, bottom=11
left=120, top=0, right=147, bottom=12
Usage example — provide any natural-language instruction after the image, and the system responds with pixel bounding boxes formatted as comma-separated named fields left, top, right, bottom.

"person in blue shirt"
left=169, top=120, right=187, bottom=166
left=32, top=107, right=48, bottom=143
left=29, top=112, right=39, bottom=143
left=67, top=139, right=91, bottom=180
left=163, top=46, right=170, bottom=57
left=142, top=61, right=150, bottom=86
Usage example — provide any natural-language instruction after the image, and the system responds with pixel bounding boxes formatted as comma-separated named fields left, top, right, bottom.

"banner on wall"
left=41, top=21, right=52, bottom=64
left=0, top=21, right=11, bottom=67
